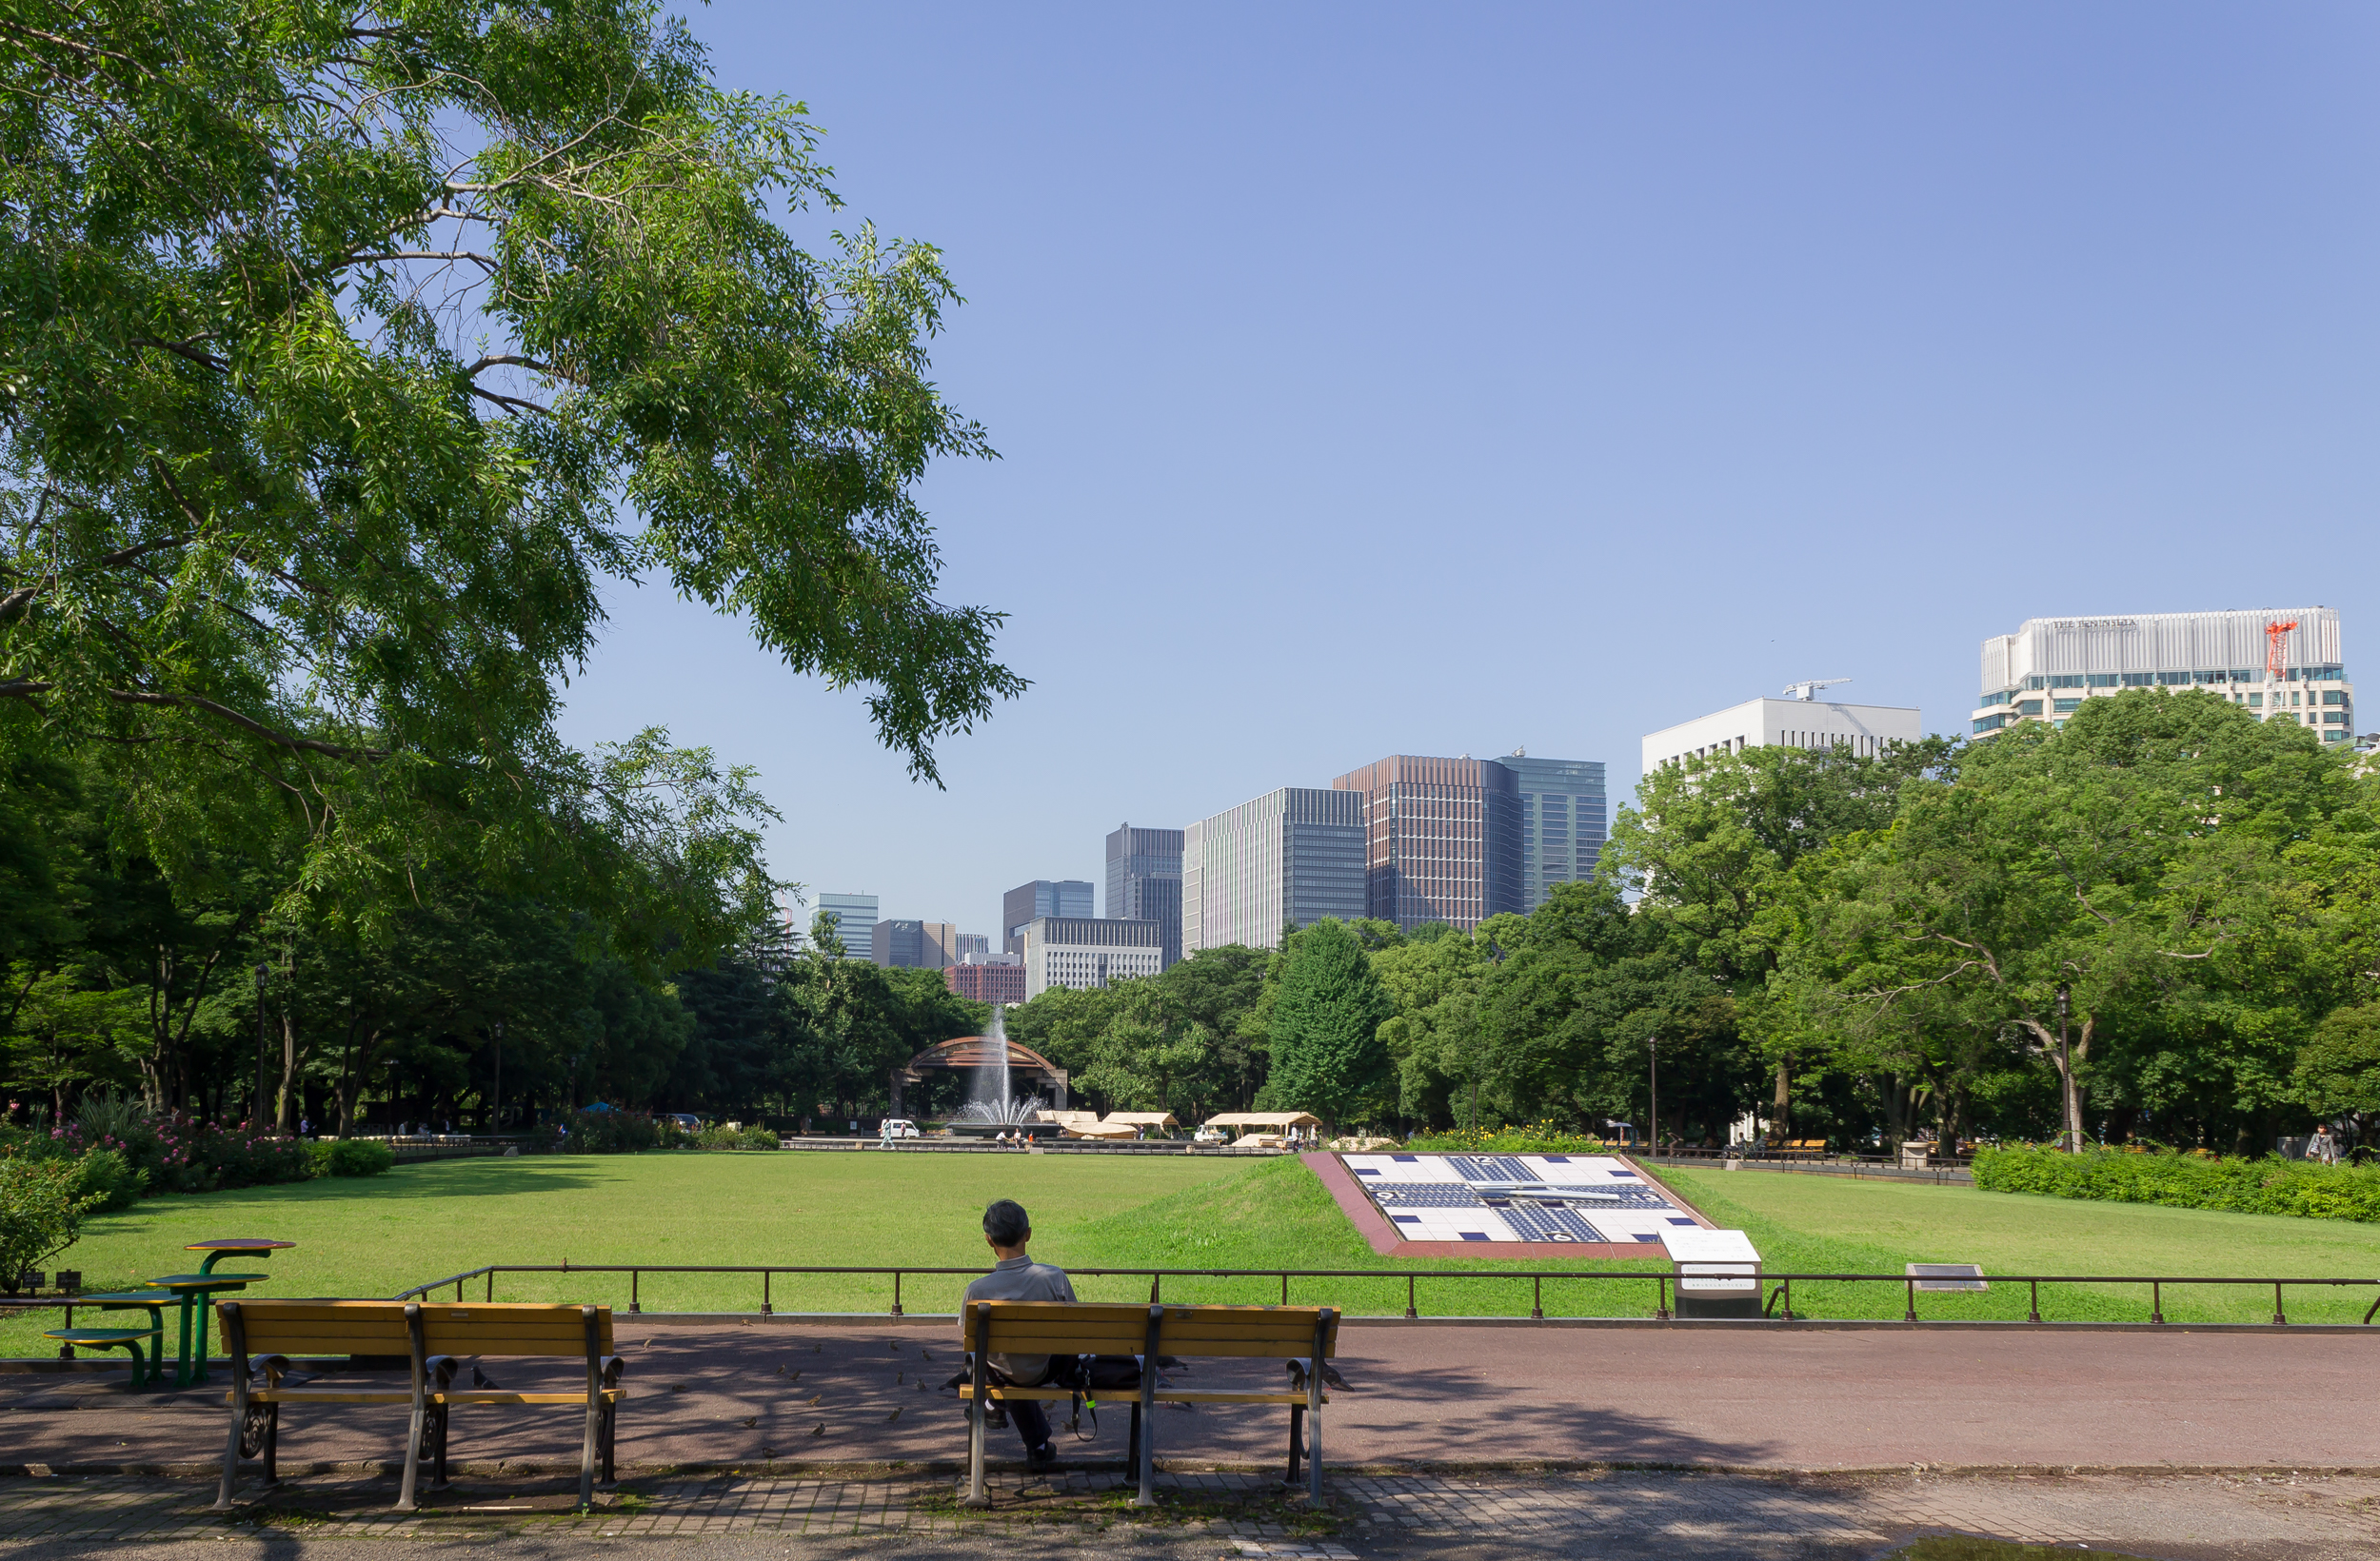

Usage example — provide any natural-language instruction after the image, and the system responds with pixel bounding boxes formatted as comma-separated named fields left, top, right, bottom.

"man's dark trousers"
left=1009, top=1396, right=1052, bottom=1456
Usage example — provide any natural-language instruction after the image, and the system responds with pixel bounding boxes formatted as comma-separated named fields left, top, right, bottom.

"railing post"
left=1904, top=1275, right=1916, bottom=1323
left=1782, top=1276, right=1793, bottom=1321
left=1532, top=1276, right=1543, bottom=1320
left=891, top=1271, right=902, bottom=1317
left=486, top=1271, right=494, bottom=1302
left=1656, top=1275, right=1669, bottom=1322
left=455, top=1280, right=464, bottom=1301
left=630, top=1271, right=640, bottom=1314
left=763, top=1270, right=772, bottom=1317
left=2028, top=1279, right=2039, bottom=1323
left=2272, top=1282, right=2286, bottom=1326
left=1149, top=1273, right=1160, bottom=1304
left=1280, top=1274, right=1289, bottom=1306
left=1405, top=1275, right=1417, bottom=1319
left=2150, top=1280, right=2161, bottom=1325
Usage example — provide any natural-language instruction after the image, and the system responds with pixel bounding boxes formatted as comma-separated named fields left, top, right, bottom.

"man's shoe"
left=1026, top=1443, right=1060, bottom=1472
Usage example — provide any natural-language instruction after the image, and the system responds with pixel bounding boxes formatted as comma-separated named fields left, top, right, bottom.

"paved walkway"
left=2, top=1467, right=2376, bottom=1558
left=7, top=1320, right=2376, bottom=1474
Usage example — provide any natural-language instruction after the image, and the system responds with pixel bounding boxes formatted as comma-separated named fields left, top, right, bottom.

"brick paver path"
left=2, top=1467, right=2375, bottom=1558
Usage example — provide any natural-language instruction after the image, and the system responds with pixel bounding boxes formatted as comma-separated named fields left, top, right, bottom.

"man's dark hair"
left=983, top=1199, right=1031, bottom=1247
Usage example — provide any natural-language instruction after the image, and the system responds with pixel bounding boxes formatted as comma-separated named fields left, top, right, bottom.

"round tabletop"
left=142, top=1273, right=269, bottom=1292
left=184, top=1239, right=295, bottom=1252
left=71, top=1291, right=172, bottom=1306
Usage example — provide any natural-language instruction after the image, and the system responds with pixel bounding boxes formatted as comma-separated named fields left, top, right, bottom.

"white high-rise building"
left=1642, top=695, right=1923, bottom=773
left=1972, top=608, right=2353, bottom=744
left=1021, top=917, right=1164, bottom=998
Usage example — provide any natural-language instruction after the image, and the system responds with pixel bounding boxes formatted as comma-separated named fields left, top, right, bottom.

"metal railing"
left=386, top=1263, right=2380, bottom=1327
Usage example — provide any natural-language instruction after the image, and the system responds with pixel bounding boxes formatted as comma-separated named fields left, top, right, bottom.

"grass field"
left=6, top=1151, right=2376, bottom=1355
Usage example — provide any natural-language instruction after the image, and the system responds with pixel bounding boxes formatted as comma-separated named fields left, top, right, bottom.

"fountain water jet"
left=952, top=1006, right=1045, bottom=1129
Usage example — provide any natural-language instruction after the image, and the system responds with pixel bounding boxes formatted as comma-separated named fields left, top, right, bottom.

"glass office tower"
left=1331, top=755, right=1524, bottom=933
left=1493, top=753, right=1608, bottom=912
left=1104, top=823, right=1183, bottom=969
left=1181, top=788, right=1366, bottom=952
left=1002, top=879, right=1095, bottom=957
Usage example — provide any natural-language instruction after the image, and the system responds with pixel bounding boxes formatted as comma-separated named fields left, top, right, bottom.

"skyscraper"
left=1021, top=917, right=1164, bottom=998
left=1105, top=823, right=1183, bottom=969
left=953, top=932, right=991, bottom=963
left=815, top=893, right=877, bottom=960
left=873, top=920, right=962, bottom=968
left=1496, top=753, right=1609, bottom=912
left=1181, top=788, right=1366, bottom=953
left=1331, top=755, right=1522, bottom=933
left=1002, top=879, right=1095, bottom=957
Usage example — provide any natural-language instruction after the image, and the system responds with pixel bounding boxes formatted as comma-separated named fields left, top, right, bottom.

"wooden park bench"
left=212, top=1299, right=626, bottom=1512
left=959, top=1301, right=1339, bottom=1509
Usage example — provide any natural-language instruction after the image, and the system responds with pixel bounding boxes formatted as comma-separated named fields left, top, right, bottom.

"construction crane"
left=1782, top=678, right=1851, bottom=702
left=2266, top=620, right=2297, bottom=682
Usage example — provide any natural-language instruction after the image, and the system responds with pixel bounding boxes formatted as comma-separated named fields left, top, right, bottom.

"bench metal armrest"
left=600, top=1354, right=626, bottom=1390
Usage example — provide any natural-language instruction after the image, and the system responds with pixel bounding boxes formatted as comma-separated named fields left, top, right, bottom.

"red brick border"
left=1301, top=1150, right=1713, bottom=1259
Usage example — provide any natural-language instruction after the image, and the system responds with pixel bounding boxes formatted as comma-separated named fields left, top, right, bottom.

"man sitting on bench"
left=962, top=1198, right=1076, bottom=1472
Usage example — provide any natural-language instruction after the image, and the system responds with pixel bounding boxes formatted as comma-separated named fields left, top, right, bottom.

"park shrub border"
left=1404, top=1123, right=1618, bottom=1156
left=1973, top=1144, right=2380, bottom=1222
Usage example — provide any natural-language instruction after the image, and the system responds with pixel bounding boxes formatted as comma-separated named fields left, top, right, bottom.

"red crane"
left=2267, top=620, right=2298, bottom=682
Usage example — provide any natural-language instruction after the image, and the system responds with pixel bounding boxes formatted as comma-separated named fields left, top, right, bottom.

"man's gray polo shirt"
left=962, top=1255, right=1079, bottom=1384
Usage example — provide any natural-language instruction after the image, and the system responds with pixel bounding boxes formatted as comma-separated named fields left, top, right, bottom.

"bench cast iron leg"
left=1285, top=1405, right=1303, bottom=1485
left=214, top=1373, right=246, bottom=1511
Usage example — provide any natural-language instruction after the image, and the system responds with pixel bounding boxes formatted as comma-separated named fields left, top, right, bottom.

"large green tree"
left=1263, top=919, right=1393, bottom=1129
left=0, top=0, right=1016, bottom=947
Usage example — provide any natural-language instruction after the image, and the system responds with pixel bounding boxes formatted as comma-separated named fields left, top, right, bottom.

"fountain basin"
left=946, top=1119, right=1063, bottom=1139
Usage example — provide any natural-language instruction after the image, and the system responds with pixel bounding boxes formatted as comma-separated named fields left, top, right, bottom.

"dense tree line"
left=1009, top=692, right=2380, bottom=1153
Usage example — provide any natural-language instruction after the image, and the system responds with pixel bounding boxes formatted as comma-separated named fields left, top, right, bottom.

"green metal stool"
left=67, top=1292, right=170, bottom=1385
left=43, top=1327, right=152, bottom=1391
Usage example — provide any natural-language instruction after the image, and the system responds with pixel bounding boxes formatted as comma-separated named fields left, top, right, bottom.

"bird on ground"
left=886, top=1407, right=902, bottom=1422
left=471, top=1366, right=499, bottom=1389
left=1284, top=1361, right=1352, bottom=1392
left=808, top=1423, right=825, bottom=1437
left=742, top=1416, right=756, bottom=1428
left=806, top=1393, right=822, bottom=1405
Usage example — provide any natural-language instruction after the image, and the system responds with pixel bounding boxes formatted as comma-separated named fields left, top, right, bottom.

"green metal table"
left=141, top=1273, right=267, bottom=1387
left=186, top=1238, right=294, bottom=1275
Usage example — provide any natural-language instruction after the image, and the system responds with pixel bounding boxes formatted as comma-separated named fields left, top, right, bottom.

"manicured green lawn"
left=9, top=1151, right=2375, bottom=1355
left=1659, top=1165, right=2380, bottom=1325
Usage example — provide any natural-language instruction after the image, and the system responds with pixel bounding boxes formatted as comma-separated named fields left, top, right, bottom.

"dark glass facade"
left=1492, top=754, right=1608, bottom=911
left=1105, top=823, right=1184, bottom=969
left=1002, top=879, right=1095, bottom=957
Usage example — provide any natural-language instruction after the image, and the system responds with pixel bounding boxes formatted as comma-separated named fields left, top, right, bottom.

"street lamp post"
left=2055, top=983, right=2075, bottom=1152
left=253, top=964, right=270, bottom=1131
left=491, top=1019, right=503, bottom=1134
left=1648, top=1033, right=1659, bottom=1158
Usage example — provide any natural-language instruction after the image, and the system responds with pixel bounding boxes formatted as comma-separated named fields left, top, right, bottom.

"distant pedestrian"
left=2310, top=1124, right=2340, bottom=1165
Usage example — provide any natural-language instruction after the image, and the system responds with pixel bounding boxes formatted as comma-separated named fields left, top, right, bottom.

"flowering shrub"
left=1974, top=1145, right=2380, bottom=1222
left=1, top=1111, right=311, bottom=1200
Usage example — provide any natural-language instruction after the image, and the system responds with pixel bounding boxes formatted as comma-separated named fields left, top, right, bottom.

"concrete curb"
left=8, top=1457, right=2380, bottom=1482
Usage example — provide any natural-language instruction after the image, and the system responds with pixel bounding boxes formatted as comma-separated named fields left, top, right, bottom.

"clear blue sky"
left=555, top=2, right=2380, bottom=939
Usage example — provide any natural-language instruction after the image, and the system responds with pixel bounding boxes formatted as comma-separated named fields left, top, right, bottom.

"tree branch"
left=101, top=688, right=387, bottom=761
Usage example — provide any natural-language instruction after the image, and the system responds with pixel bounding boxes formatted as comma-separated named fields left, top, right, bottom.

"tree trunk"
left=275, top=1006, right=300, bottom=1134
left=1772, top=1059, right=1791, bottom=1143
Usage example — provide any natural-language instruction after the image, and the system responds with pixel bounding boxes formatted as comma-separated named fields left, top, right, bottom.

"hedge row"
left=1973, top=1145, right=2380, bottom=1222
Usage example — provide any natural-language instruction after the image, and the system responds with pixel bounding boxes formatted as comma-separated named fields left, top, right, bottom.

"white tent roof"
left=1201, top=1112, right=1322, bottom=1129
left=1102, top=1112, right=1179, bottom=1128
